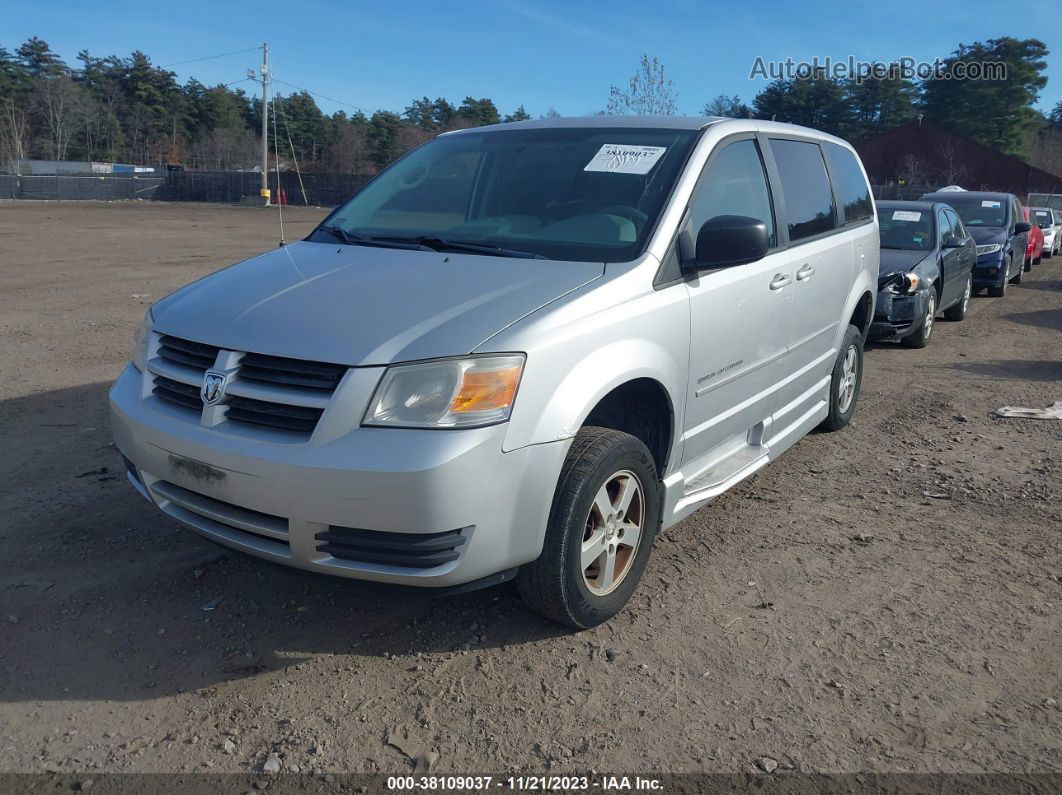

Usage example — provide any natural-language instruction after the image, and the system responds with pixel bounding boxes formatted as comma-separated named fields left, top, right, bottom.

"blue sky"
left=6, top=0, right=1060, bottom=118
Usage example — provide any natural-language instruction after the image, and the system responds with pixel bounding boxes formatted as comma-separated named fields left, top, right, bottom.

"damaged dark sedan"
left=870, top=201, right=976, bottom=348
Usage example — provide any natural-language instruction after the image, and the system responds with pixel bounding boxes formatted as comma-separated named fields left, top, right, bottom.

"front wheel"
left=988, top=260, right=1009, bottom=297
left=902, top=291, right=936, bottom=349
left=517, top=427, right=660, bottom=629
left=944, top=274, right=972, bottom=321
left=819, top=324, right=863, bottom=432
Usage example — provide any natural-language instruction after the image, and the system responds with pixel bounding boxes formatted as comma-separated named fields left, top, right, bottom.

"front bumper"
left=869, top=288, right=928, bottom=339
left=973, top=255, right=1006, bottom=288
left=110, top=364, right=568, bottom=587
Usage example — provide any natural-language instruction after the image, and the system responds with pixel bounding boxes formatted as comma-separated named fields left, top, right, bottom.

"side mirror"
left=1014, top=222, right=1032, bottom=234
left=941, top=234, right=963, bottom=248
left=686, top=215, right=769, bottom=272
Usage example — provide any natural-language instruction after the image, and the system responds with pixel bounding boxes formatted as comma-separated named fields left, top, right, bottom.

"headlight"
left=882, top=272, right=920, bottom=295
left=131, top=308, right=154, bottom=372
left=363, top=354, right=525, bottom=429
left=975, top=244, right=1002, bottom=256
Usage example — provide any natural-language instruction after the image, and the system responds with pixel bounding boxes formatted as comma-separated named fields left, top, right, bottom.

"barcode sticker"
left=584, top=144, right=667, bottom=175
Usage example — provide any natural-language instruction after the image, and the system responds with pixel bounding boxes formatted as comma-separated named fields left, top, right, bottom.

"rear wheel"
left=819, top=324, right=863, bottom=432
left=517, top=427, right=660, bottom=629
left=1011, top=265, right=1023, bottom=284
left=902, top=291, right=936, bottom=349
left=944, top=274, right=972, bottom=322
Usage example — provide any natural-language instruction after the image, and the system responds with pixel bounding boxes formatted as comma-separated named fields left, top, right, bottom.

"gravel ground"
left=0, top=201, right=1059, bottom=779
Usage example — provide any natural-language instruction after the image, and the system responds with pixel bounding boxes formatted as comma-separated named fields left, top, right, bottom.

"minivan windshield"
left=312, top=127, right=700, bottom=262
left=937, top=197, right=1007, bottom=228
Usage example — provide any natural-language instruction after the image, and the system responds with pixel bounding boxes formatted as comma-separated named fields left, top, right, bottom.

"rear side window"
left=769, top=139, right=836, bottom=242
left=823, top=142, right=873, bottom=224
left=688, top=139, right=776, bottom=248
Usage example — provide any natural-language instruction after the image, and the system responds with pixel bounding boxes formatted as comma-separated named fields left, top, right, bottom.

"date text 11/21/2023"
left=386, top=775, right=663, bottom=791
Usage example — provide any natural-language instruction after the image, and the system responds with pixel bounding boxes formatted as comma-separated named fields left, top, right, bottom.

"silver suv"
left=111, top=116, right=878, bottom=628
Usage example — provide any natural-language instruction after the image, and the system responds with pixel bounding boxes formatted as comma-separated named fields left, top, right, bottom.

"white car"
left=1030, top=207, right=1061, bottom=257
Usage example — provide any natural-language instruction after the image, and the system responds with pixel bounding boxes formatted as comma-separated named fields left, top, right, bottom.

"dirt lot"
left=0, top=201, right=1059, bottom=779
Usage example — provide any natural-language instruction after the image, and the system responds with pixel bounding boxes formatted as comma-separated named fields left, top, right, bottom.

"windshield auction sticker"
left=892, top=211, right=922, bottom=222
left=584, top=144, right=667, bottom=174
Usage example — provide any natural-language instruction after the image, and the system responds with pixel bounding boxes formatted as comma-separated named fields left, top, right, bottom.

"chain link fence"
left=0, top=170, right=372, bottom=207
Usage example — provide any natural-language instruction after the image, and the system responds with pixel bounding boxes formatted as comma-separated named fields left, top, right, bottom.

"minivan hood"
left=878, top=248, right=931, bottom=277
left=967, top=226, right=1006, bottom=244
left=153, top=241, right=603, bottom=366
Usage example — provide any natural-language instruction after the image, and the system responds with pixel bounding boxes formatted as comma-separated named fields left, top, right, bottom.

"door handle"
left=796, top=264, right=815, bottom=281
left=769, top=273, right=792, bottom=290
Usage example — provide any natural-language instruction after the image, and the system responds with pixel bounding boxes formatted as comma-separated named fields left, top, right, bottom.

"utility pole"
left=260, top=42, right=270, bottom=204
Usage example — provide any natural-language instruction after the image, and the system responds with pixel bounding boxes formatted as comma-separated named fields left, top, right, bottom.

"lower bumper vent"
left=315, top=526, right=466, bottom=569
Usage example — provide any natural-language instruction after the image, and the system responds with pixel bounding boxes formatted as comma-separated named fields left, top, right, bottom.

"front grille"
left=225, top=395, right=323, bottom=434
left=148, top=334, right=347, bottom=437
left=238, top=351, right=346, bottom=391
left=153, top=375, right=202, bottom=411
left=315, top=527, right=467, bottom=569
left=158, top=335, right=219, bottom=371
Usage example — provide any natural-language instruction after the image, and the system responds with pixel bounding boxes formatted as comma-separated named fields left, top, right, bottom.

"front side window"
left=937, top=210, right=953, bottom=245
left=944, top=209, right=966, bottom=239
left=315, top=127, right=700, bottom=262
left=688, top=139, right=776, bottom=248
left=823, top=142, right=873, bottom=224
left=769, top=139, right=837, bottom=241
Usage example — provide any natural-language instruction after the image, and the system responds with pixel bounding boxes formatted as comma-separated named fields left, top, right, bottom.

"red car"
left=1023, top=206, right=1043, bottom=271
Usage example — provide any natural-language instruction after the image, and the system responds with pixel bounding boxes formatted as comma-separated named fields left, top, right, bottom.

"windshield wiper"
left=316, top=225, right=433, bottom=251
left=372, top=235, right=548, bottom=259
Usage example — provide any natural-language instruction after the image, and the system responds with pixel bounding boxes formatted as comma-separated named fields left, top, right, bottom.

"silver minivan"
left=111, top=116, right=878, bottom=627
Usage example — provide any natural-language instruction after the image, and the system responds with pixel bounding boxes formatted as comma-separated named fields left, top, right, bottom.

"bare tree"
left=0, top=102, right=30, bottom=171
left=36, top=75, right=87, bottom=161
left=189, top=126, right=258, bottom=170
left=897, top=154, right=930, bottom=188
left=607, top=55, right=678, bottom=116
left=326, top=123, right=371, bottom=174
left=936, top=140, right=969, bottom=185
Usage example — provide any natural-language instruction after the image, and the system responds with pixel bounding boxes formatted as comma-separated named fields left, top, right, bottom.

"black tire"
left=901, top=291, right=936, bottom=349
left=517, top=427, right=660, bottom=629
left=944, top=274, right=972, bottom=322
left=1023, top=256, right=1032, bottom=272
left=819, top=324, right=863, bottom=432
left=988, top=259, right=1009, bottom=297
left=1011, top=265, right=1023, bottom=284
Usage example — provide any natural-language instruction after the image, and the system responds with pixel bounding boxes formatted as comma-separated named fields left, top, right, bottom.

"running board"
left=663, top=449, right=770, bottom=527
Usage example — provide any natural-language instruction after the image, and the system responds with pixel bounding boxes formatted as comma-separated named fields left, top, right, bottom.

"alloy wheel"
left=837, top=345, right=859, bottom=414
left=581, top=470, right=644, bottom=596
left=923, top=294, right=936, bottom=340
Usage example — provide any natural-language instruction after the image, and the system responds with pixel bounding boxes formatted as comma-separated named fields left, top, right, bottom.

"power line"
left=271, top=78, right=366, bottom=113
left=162, top=46, right=260, bottom=69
